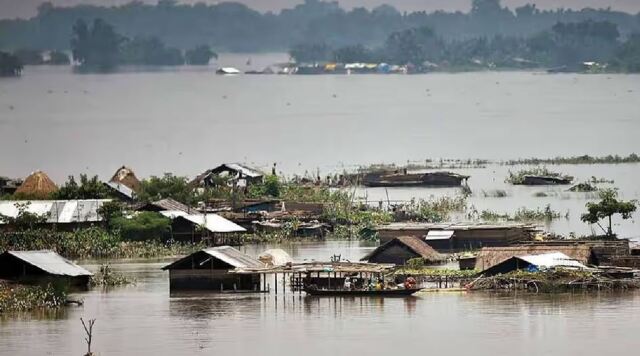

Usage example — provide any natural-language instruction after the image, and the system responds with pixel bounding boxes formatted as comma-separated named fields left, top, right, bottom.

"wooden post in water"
left=274, top=273, right=278, bottom=295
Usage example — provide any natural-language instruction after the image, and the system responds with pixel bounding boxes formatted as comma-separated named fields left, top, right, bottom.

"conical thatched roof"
left=15, top=170, right=58, bottom=198
left=109, top=166, right=142, bottom=193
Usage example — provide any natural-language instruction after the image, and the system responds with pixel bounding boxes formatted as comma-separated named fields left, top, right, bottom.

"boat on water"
left=304, top=287, right=422, bottom=297
left=363, top=171, right=469, bottom=187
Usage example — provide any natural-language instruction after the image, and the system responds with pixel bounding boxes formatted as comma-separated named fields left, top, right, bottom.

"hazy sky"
left=0, top=0, right=638, bottom=19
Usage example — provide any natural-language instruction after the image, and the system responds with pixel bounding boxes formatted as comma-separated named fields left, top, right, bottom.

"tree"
left=111, top=212, right=171, bottom=241
left=0, top=52, right=23, bottom=77
left=97, top=200, right=124, bottom=230
left=289, top=43, right=332, bottom=63
left=581, top=189, right=637, bottom=237
left=383, top=26, right=443, bottom=65
left=71, top=18, right=123, bottom=69
left=119, top=36, right=184, bottom=65
left=185, top=45, right=217, bottom=65
left=13, top=49, right=44, bottom=65
left=613, top=34, right=640, bottom=72
left=333, top=44, right=375, bottom=63
left=55, top=174, right=111, bottom=200
left=138, top=174, right=194, bottom=204
left=0, top=202, right=50, bottom=230
left=47, top=50, right=71, bottom=65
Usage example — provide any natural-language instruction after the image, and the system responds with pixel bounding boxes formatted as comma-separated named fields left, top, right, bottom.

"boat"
left=216, top=67, right=241, bottom=75
left=304, top=287, right=422, bottom=296
left=363, top=171, right=469, bottom=187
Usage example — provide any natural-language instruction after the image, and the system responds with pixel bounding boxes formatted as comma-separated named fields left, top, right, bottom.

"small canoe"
left=304, top=288, right=422, bottom=297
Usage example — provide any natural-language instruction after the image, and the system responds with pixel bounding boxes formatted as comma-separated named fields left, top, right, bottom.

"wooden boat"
left=363, top=171, right=469, bottom=188
left=304, top=287, right=422, bottom=296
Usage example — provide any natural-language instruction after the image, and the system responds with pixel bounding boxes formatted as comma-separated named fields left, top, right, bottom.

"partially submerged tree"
left=581, top=189, right=637, bottom=237
left=185, top=45, right=217, bottom=65
left=0, top=52, right=23, bottom=77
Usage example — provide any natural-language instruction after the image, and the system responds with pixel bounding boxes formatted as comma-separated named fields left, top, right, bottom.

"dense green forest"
left=0, top=0, right=639, bottom=52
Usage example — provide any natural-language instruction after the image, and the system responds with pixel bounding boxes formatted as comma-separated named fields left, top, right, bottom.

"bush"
left=111, top=212, right=171, bottom=241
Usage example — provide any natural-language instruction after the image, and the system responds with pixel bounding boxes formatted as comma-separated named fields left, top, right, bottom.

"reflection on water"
left=2, top=242, right=640, bottom=355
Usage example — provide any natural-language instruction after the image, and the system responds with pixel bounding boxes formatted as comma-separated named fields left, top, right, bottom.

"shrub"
left=111, top=212, right=171, bottom=241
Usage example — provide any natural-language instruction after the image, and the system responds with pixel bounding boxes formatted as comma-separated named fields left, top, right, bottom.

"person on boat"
left=344, top=277, right=351, bottom=290
left=404, top=276, right=417, bottom=289
left=375, top=280, right=383, bottom=291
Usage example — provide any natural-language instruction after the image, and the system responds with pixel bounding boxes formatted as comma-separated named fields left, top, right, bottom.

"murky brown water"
left=2, top=241, right=640, bottom=355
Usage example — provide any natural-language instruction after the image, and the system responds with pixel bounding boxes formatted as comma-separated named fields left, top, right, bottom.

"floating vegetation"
left=533, top=191, right=549, bottom=197
left=89, top=264, right=135, bottom=287
left=504, top=153, right=640, bottom=165
left=393, top=196, right=467, bottom=222
left=505, top=167, right=572, bottom=185
left=467, top=270, right=640, bottom=292
left=477, top=204, right=566, bottom=222
left=569, top=182, right=598, bottom=192
left=481, top=189, right=507, bottom=198
left=589, top=176, right=614, bottom=184
left=0, top=282, right=67, bottom=313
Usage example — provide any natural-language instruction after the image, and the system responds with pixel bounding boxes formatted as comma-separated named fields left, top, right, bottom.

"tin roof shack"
left=135, top=198, right=193, bottom=213
left=0, top=199, right=110, bottom=231
left=191, top=163, right=264, bottom=189
left=375, top=223, right=535, bottom=252
left=0, top=250, right=92, bottom=287
left=159, top=211, right=246, bottom=244
left=475, top=245, right=594, bottom=271
left=162, top=246, right=264, bottom=291
left=480, top=252, right=588, bottom=276
left=361, top=236, right=445, bottom=266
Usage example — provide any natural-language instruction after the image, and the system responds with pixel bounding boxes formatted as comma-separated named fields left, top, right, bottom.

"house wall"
left=168, top=269, right=260, bottom=291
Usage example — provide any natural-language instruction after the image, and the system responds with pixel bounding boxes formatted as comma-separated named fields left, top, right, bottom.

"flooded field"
left=2, top=241, right=640, bottom=356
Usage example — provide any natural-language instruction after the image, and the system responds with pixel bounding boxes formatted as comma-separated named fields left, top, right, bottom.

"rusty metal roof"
left=162, top=246, right=264, bottom=270
left=3, top=250, right=92, bottom=277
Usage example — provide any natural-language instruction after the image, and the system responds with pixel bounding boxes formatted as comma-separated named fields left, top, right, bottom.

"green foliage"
left=111, top=212, right=171, bottom=241
left=289, top=42, right=332, bottom=63
left=0, top=51, right=22, bottom=77
left=185, top=45, right=217, bottom=65
left=0, top=282, right=68, bottom=312
left=0, top=202, right=49, bottom=230
left=47, top=50, right=71, bottom=65
left=119, top=36, right=184, bottom=65
left=89, top=264, right=135, bottom=287
left=383, top=26, right=443, bottom=65
left=506, top=167, right=571, bottom=184
left=97, top=200, right=124, bottom=229
left=333, top=44, right=376, bottom=63
left=54, top=174, right=111, bottom=200
left=505, top=153, right=640, bottom=165
left=612, top=34, right=640, bottom=72
left=581, top=189, right=637, bottom=236
left=406, top=257, right=425, bottom=269
left=13, top=48, right=44, bottom=65
left=397, top=196, right=467, bottom=222
left=138, top=173, right=194, bottom=204
left=478, top=204, right=564, bottom=222
left=72, top=18, right=123, bottom=70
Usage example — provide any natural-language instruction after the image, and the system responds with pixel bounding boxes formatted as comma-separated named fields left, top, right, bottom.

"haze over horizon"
left=0, top=0, right=638, bottom=20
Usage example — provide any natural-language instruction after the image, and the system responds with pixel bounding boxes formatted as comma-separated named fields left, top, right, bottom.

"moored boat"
left=363, top=171, right=469, bottom=187
left=304, top=287, right=422, bottom=296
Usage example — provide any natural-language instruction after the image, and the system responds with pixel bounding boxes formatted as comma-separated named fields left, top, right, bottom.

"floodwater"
left=0, top=58, right=639, bottom=238
left=2, top=241, right=640, bottom=356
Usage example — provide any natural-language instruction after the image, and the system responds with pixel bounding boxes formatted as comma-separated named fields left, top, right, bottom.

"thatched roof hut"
left=15, top=171, right=58, bottom=198
left=361, top=236, right=446, bottom=265
left=109, top=166, right=142, bottom=193
left=475, top=245, right=594, bottom=271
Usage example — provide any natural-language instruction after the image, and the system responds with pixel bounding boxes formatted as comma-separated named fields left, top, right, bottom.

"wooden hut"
left=14, top=171, right=58, bottom=199
left=361, top=236, right=445, bottom=266
left=162, top=246, right=264, bottom=291
left=0, top=250, right=92, bottom=287
left=475, top=245, right=594, bottom=271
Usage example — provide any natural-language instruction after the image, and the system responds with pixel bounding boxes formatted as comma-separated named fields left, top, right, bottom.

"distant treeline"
left=0, top=0, right=639, bottom=53
left=290, top=20, right=640, bottom=72
left=504, top=154, right=640, bottom=165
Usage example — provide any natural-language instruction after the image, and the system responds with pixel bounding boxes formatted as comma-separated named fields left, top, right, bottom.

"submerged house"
left=158, top=210, right=246, bottom=243
left=375, top=223, right=535, bottom=252
left=474, top=245, right=594, bottom=271
left=162, top=246, right=264, bottom=291
left=0, top=250, right=92, bottom=286
left=106, top=166, right=142, bottom=201
left=479, top=252, right=588, bottom=276
left=363, top=171, right=469, bottom=187
left=191, top=163, right=264, bottom=189
left=361, top=236, right=445, bottom=266
left=520, top=175, right=573, bottom=185
left=14, top=170, right=58, bottom=199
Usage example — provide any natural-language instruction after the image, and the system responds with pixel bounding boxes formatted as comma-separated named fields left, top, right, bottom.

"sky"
left=0, top=0, right=638, bottom=19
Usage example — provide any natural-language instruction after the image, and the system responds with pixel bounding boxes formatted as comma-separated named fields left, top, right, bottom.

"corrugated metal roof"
left=162, top=246, right=264, bottom=270
left=375, top=222, right=533, bottom=231
left=425, top=230, right=455, bottom=240
left=221, top=163, right=264, bottom=178
left=149, top=198, right=191, bottom=212
left=106, top=181, right=135, bottom=199
left=4, top=250, right=92, bottom=277
left=518, top=252, right=587, bottom=270
left=0, top=200, right=110, bottom=224
left=158, top=211, right=246, bottom=233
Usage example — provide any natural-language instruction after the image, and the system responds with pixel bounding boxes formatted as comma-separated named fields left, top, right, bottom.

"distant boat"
left=216, top=67, right=241, bottom=75
left=363, top=171, right=469, bottom=187
left=304, top=287, right=422, bottom=296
